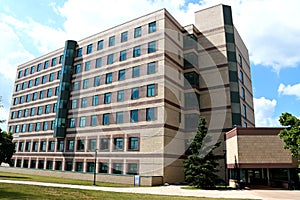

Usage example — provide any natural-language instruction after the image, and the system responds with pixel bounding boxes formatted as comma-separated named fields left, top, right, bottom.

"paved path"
left=1, top=179, right=300, bottom=200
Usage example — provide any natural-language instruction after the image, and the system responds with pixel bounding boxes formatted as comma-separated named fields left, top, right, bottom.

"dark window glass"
left=107, top=54, right=114, bottom=64
left=133, top=46, right=141, bottom=57
left=47, top=88, right=52, bottom=97
left=131, top=87, right=139, bottom=99
left=94, top=76, right=100, bottom=86
left=89, top=139, right=97, bottom=150
left=37, top=63, right=42, bottom=71
left=148, top=41, right=156, bottom=53
left=91, top=116, right=97, bottom=126
left=42, top=75, right=47, bottom=84
left=146, top=107, right=155, bottom=121
left=95, top=57, right=102, bottom=68
left=119, top=50, right=126, bottom=61
left=147, top=84, right=155, bottom=97
left=118, top=69, right=125, bottom=80
left=81, top=97, right=87, bottom=108
left=100, top=138, right=109, bottom=150
left=132, top=66, right=140, bottom=78
left=92, top=95, right=99, bottom=106
left=69, top=118, right=75, bottom=128
left=71, top=99, right=77, bottom=109
left=109, top=36, right=115, bottom=47
left=112, top=163, right=122, bottom=174
left=148, top=21, right=156, bottom=33
left=103, top=113, right=110, bottom=125
left=30, top=66, right=35, bottom=74
left=97, top=40, right=103, bottom=50
left=77, top=140, right=85, bottom=151
left=57, top=140, right=64, bottom=151
left=44, top=61, right=49, bottom=69
left=43, top=121, right=48, bottom=131
left=130, top=109, right=138, bottom=122
left=147, top=62, right=156, bottom=74
left=114, top=138, right=123, bottom=150
left=83, top=79, right=89, bottom=89
left=45, top=105, right=50, bottom=114
left=85, top=61, right=90, bottom=71
left=117, top=90, right=124, bottom=102
left=127, top=163, right=138, bottom=175
left=35, top=77, right=39, bottom=86
left=105, top=73, right=112, bottom=84
left=134, top=27, right=141, bottom=38
left=75, top=64, right=81, bottom=74
left=57, top=70, right=61, bottom=79
left=59, top=55, right=64, bottom=64
left=87, top=44, right=93, bottom=54
left=24, top=68, right=29, bottom=76
left=104, top=93, right=111, bottom=104
left=73, top=82, right=79, bottom=91
left=121, top=31, right=128, bottom=42
left=129, top=137, right=139, bottom=150
left=51, top=58, right=57, bottom=66
left=77, top=48, right=82, bottom=57
left=116, top=112, right=123, bottom=124
left=18, top=71, right=22, bottom=78
left=80, top=117, right=86, bottom=127
left=100, top=162, right=108, bottom=173
left=67, top=140, right=74, bottom=151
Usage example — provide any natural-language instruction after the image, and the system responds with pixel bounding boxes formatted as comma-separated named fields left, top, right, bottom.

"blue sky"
left=1, top=0, right=300, bottom=131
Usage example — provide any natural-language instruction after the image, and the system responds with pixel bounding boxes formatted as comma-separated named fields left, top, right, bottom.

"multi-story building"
left=7, top=4, right=255, bottom=185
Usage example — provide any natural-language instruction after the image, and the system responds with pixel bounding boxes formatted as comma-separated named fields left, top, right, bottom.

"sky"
left=0, top=0, right=300, bottom=131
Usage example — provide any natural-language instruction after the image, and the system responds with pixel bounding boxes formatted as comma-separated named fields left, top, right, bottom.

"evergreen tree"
left=183, top=117, right=223, bottom=188
left=0, top=129, right=15, bottom=166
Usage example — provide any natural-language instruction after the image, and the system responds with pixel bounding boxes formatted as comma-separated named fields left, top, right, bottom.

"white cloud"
left=278, top=83, right=300, bottom=99
left=253, top=97, right=280, bottom=127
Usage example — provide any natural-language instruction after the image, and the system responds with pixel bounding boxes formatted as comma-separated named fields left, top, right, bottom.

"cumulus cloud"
left=278, top=83, right=300, bottom=99
left=253, top=97, right=280, bottom=127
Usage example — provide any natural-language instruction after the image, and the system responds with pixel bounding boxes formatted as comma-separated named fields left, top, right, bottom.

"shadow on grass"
left=0, top=175, right=31, bottom=179
left=0, top=189, right=34, bottom=199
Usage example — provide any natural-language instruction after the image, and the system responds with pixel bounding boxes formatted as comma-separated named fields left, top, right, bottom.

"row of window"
left=13, top=159, right=138, bottom=175
left=11, top=103, right=57, bottom=119
left=9, top=107, right=156, bottom=133
left=76, top=21, right=156, bottom=58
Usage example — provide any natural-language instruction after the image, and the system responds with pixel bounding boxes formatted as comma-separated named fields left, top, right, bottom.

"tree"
left=183, top=117, right=223, bottom=188
left=279, top=112, right=300, bottom=158
left=0, top=96, right=5, bottom=124
left=0, top=129, right=15, bottom=166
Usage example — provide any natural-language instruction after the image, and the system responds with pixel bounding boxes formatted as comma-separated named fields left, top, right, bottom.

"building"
left=7, top=4, right=255, bottom=185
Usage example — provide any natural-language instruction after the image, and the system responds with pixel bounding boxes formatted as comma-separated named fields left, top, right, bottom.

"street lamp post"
left=93, top=149, right=98, bottom=186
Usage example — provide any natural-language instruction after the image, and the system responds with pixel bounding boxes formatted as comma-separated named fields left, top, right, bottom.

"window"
left=243, top=104, right=247, bottom=118
left=100, top=162, right=108, bottom=173
left=148, top=41, right=156, bottom=53
left=67, top=140, right=74, bottom=151
left=147, top=84, right=155, bottom=97
left=104, top=93, right=111, bottom=104
left=13, top=98, right=18, bottom=105
left=73, top=82, right=79, bottom=91
left=81, top=97, right=87, bottom=108
left=87, top=44, right=93, bottom=54
left=47, top=88, right=52, bottom=97
left=148, top=21, right=156, bottom=33
left=55, top=87, right=59, bottom=95
left=42, top=75, right=47, bottom=84
left=30, top=108, right=35, bottom=116
left=109, top=36, right=115, bottom=47
left=100, top=138, right=109, bottom=150
left=20, top=96, right=25, bottom=104
left=24, top=68, right=29, bottom=76
left=37, top=106, right=43, bottom=115
left=94, top=76, right=100, bottom=87
left=243, top=122, right=247, bottom=128
left=134, top=26, right=141, bottom=38
left=45, top=105, right=50, bottom=114
left=44, top=61, right=49, bottom=69
left=91, top=115, right=97, bottom=126
left=75, top=64, right=81, bottom=74
left=103, top=113, right=110, bottom=125
left=22, top=82, right=27, bottom=90
left=48, top=141, right=55, bottom=151
left=105, top=73, right=112, bottom=84
left=39, top=90, right=44, bottom=99
left=87, top=162, right=94, bottom=173
left=92, top=95, right=99, bottom=106
left=28, top=80, right=33, bottom=88
left=43, top=121, right=48, bottom=131
left=18, top=142, right=24, bottom=151
left=132, top=66, right=140, bottom=77
left=59, top=55, right=64, bottom=64
left=116, top=112, right=123, bottom=124
left=53, top=103, right=57, bottom=112
left=25, top=142, right=31, bottom=151
left=117, top=90, right=124, bottom=102
left=40, top=141, right=46, bottom=151
left=18, top=71, right=23, bottom=78
left=88, top=139, right=97, bottom=151
left=97, top=40, right=103, bottom=50
left=133, top=46, right=141, bottom=57
left=147, top=62, right=156, bottom=74
left=95, top=57, right=102, bottom=68
left=46, top=161, right=53, bottom=170
left=146, top=107, right=155, bottom=121
left=77, top=48, right=82, bottom=57
left=238, top=54, right=242, bottom=67
left=57, top=140, right=64, bottom=151
left=71, top=99, right=78, bottom=109
left=26, top=94, right=31, bottom=102
left=51, top=120, right=55, bottom=130
left=83, top=79, right=89, bottom=89
left=35, top=77, right=39, bottom=86
left=77, top=140, right=85, bottom=151
left=80, top=117, right=86, bottom=127
left=32, top=141, right=38, bottom=151
left=121, top=31, right=128, bottom=42
left=131, top=87, right=139, bottom=99
left=24, top=109, right=29, bottom=117
left=51, top=58, right=57, bottom=66
left=119, top=50, right=126, bottom=61
left=107, top=54, right=114, bottom=65
left=30, top=66, right=35, bottom=74
left=57, top=70, right=61, bottom=79
left=16, top=84, right=21, bottom=91
left=49, top=73, right=54, bottom=82
left=241, top=87, right=245, bottom=100
left=114, top=138, right=123, bottom=150
left=130, top=110, right=138, bottom=122
left=240, top=70, right=244, bottom=83
left=112, top=163, right=123, bottom=174
left=118, top=69, right=125, bottom=80
left=18, top=110, right=22, bottom=118
left=69, top=118, right=75, bottom=128
left=127, top=163, right=138, bottom=175
left=21, top=124, right=26, bottom=132
left=85, top=61, right=91, bottom=71
left=15, top=125, right=20, bottom=133
left=128, top=137, right=139, bottom=150
left=37, top=63, right=42, bottom=71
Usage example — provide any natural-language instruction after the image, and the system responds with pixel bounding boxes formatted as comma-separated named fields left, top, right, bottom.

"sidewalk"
left=1, top=179, right=300, bottom=200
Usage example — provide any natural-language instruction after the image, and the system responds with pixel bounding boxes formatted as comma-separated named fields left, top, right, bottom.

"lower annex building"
left=7, top=4, right=255, bottom=185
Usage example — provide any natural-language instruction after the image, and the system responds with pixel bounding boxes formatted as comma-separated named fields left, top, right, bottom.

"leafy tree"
left=0, top=129, right=15, bottom=166
left=279, top=112, right=300, bottom=158
left=183, top=117, right=223, bottom=188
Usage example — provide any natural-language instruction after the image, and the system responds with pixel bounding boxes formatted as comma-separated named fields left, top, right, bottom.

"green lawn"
left=0, top=183, right=243, bottom=200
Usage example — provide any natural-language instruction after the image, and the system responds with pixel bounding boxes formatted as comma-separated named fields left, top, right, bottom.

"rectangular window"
left=22, top=82, right=27, bottom=90
left=100, top=162, right=108, bottom=173
left=26, top=94, right=31, bottom=102
left=146, top=107, right=155, bottom=121
left=20, top=96, right=25, bottom=104
left=127, top=163, right=138, bottom=175
left=32, top=141, right=38, bottom=151
left=40, top=141, right=46, bottom=151
left=132, top=66, right=140, bottom=78
left=134, top=27, right=141, bottom=38
left=43, top=121, right=48, bottom=131
left=89, top=139, right=97, bottom=151
left=18, top=110, right=22, bottom=118
left=69, top=118, right=75, bottom=128
left=95, top=57, right=102, bottom=68
left=30, top=108, right=35, bottom=116
left=92, top=95, right=99, bottom=106
left=16, top=84, right=21, bottom=91
left=148, top=41, right=156, bottom=53
left=24, top=68, right=29, bottom=76
left=97, top=40, right=103, bottom=50
left=94, top=76, right=100, bottom=86
left=13, top=97, right=18, bottom=105
left=39, top=91, right=44, bottom=99
left=47, top=88, right=52, bottom=97
left=104, top=92, right=111, bottom=104
left=73, top=82, right=79, bottom=91
left=80, top=117, right=86, bottom=127
left=44, top=61, right=49, bottom=69
left=130, top=110, right=138, bottom=122
left=48, top=141, right=55, bottom=151
left=109, top=36, right=115, bottom=47
left=59, top=55, right=64, bottom=64
left=243, top=122, right=247, bottom=128
left=21, top=124, right=26, bottom=132
left=243, top=104, right=247, bottom=118
left=117, top=90, right=124, bottom=102
left=118, top=69, right=125, bottom=80
left=53, top=103, right=57, bottom=112
left=116, top=112, right=123, bottom=124
left=133, top=46, right=141, bottom=57
left=77, top=48, right=82, bottom=57
left=30, top=66, right=35, bottom=74
left=113, top=163, right=123, bottom=174
left=15, top=125, right=20, bottom=133
left=24, top=109, right=29, bottom=117
left=131, top=87, right=139, bottom=99
left=107, top=54, right=114, bottom=65
left=42, top=75, right=47, bottom=84
left=81, top=97, right=87, bottom=108
left=45, top=105, right=50, bottom=114
left=105, top=73, right=112, bottom=84
left=65, top=161, right=72, bottom=171
left=148, top=21, right=156, bottom=33
left=18, top=71, right=23, bottom=78
left=37, top=106, right=43, bottom=115
left=103, top=113, right=110, bottom=125
left=35, top=77, right=39, bottom=86
left=91, top=115, right=97, bottom=126
left=83, top=79, right=89, bottom=89
left=121, top=31, right=128, bottom=42
left=128, top=137, right=139, bottom=150
left=51, top=120, right=55, bottom=130
left=25, top=142, right=31, bottom=151
left=71, top=99, right=77, bottom=109
left=51, top=58, right=57, bottom=66
left=119, top=50, right=127, bottom=61
left=49, top=73, right=54, bottom=82
left=87, top=44, right=93, bottom=54
left=75, top=64, right=81, bottom=74
left=238, top=54, right=242, bottom=67
left=28, top=80, right=33, bottom=88
left=55, top=86, right=59, bottom=95
left=100, top=138, right=109, bottom=150
left=147, top=62, right=156, bottom=74
left=67, top=140, right=74, bottom=151
left=241, top=87, right=245, bottom=100
left=37, top=63, right=42, bottom=71
left=57, top=70, right=61, bottom=79
left=87, top=162, right=94, bottom=172
left=114, top=138, right=123, bottom=150
left=85, top=61, right=91, bottom=71
left=57, top=140, right=64, bottom=151
left=240, top=71, right=244, bottom=83
left=77, top=140, right=85, bottom=151
left=147, top=84, right=155, bottom=97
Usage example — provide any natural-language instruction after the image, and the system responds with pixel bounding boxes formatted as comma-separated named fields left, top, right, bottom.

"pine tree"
left=183, top=117, right=223, bottom=188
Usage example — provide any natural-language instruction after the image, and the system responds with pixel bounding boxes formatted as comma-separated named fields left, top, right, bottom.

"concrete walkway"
left=1, top=179, right=300, bottom=200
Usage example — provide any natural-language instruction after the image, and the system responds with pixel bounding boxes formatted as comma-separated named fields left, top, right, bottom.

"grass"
left=0, top=183, right=245, bottom=200
left=0, top=172, right=130, bottom=187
